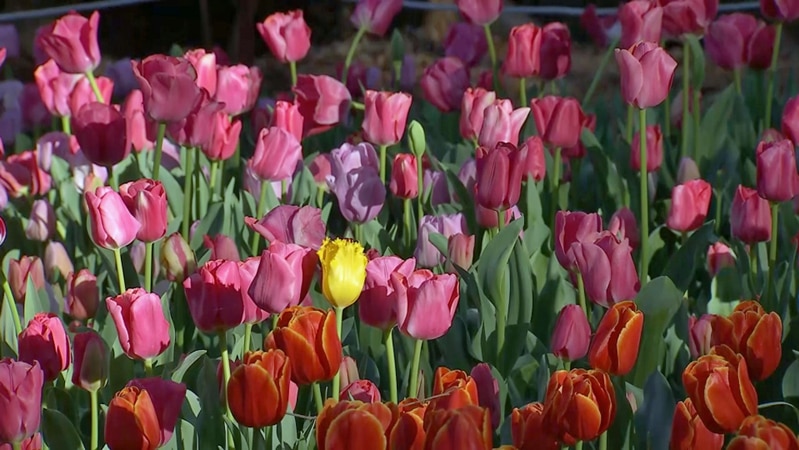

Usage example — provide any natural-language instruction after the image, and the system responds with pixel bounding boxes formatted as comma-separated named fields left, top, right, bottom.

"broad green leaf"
left=685, top=35, right=706, bottom=90
left=170, top=349, right=207, bottom=383
left=783, top=359, right=799, bottom=400
left=633, top=371, right=676, bottom=450
left=631, top=277, right=683, bottom=387
left=42, top=409, right=85, bottom=450
left=663, top=222, right=716, bottom=292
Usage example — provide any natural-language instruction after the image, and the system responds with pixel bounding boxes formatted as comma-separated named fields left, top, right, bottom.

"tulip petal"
left=703, top=370, right=746, bottom=433
left=324, top=409, right=387, bottom=450
left=615, top=49, right=644, bottom=107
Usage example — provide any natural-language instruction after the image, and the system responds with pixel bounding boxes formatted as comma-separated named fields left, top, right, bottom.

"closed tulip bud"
left=710, top=300, right=782, bottom=381
left=73, top=102, right=130, bottom=168
left=782, top=96, right=799, bottom=146
left=132, top=54, right=202, bottom=123
left=616, top=41, right=677, bottom=109
left=85, top=186, right=141, bottom=250
left=389, top=154, right=418, bottom=199
left=539, top=23, right=572, bottom=81
left=0, top=359, right=44, bottom=445
left=36, top=11, right=100, bottom=74
left=429, top=367, right=479, bottom=412
left=543, top=369, right=616, bottom=442
left=661, top=0, right=718, bottom=37
left=119, top=179, right=168, bottom=243
left=33, top=59, right=79, bottom=117
left=760, top=0, right=799, bottom=22
left=392, top=269, right=459, bottom=340
left=270, top=100, right=303, bottom=143
left=106, top=288, right=170, bottom=361
left=246, top=204, right=326, bottom=250
left=228, top=350, right=292, bottom=427
left=160, top=232, right=196, bottom=283
left=389, top=399, right=427, bottom=449
left=408, top=120, right=426, bottom=158
left=666, top=179, right=712, bottom=232
left=249, top=126, right=302, bottom=182
left=705, top=14, right=758, bottom=71
left=677, top=157, right=701, bottom=183
left=588, top=301, right=644, bottom=375
left=65, top=269, right=99, bottom=320
left=572, top=232, right=640, bottom=307
left=8, top=256, right=45, bottom=303
left=420, top=57, right=470, bottom=113
left=123, top=377, right=186, bottom=447
left=184, top=260, right=247, bottom=333
left=460, top=88, right=497, bottom=141
left=444, top=23, right=487, bottom=68
left=470, top=363, right=501, bottom=430
left=424, top=405, right=493, bottom=450
left=477, top=100, right=530, bottom=149
left=670, top=398, right=724, bottom=450
left=201, top=112, right=241, bottom=162
left=105, top=387, right=160, bottom=450
left=756, top=139, right=799, bottom=202
left=608, top=207, right=640, bottom=249
left=729, top=415, right=799, bottom=450
left=316, top=400, right=397, bottom=449
left=731, top=185, right=772, bottom=243
left=318, top=238, right=368, bottom=309
left=550, top=304, right=591, bottom=361
left=503, top=24, right=542, bottom=79
left=266, top=306, right=342, bottom=385
left=455, top=0, right=502, bottom=25
left=71, top=331, right=108, bottom=392
left=293, top=74, right=351, bottom=137
left=511, top=402, right=561, bottom=450
left=682, top=345, right=758, bottom=434
left=216, top=65, right=262, bottom=116
left=554, top=210, right=603, bottom=271
left=18, top=313, right=70, bottom=382
left=248, top=241, right=317, bottom=314
left=184, top=48, right=217, bottom=96
left=619, top=0, right=664, bottom=49
left=520, top=136, right=546, bottom=182
left=474, top=143, right=525, bottom=211
left=358, top=256, right=415, bottom=331
left=44, top=241, right=73, bottom=282
left=362, top=90, right=412, bottom=147
left=447, top=233, right=475, bottom=272
left=351, top=0, right=403, bottom=36
left=706, top=242, right=735, bottom=277
left=530, top=96, right=587, bottom=149
left=338, top=356, right=360, bottom=391
left=257, top=10, right=311, bottom=63
left=340, top=380, right=381, bottom=403
left=747, top=22, right=776, bottom=70
left=688, top=314, right=715, bottom=358
left=630, top=124, right=664, bottom=172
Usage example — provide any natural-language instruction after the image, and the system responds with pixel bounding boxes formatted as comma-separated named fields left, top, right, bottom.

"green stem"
left=289, top=61, right=298, bottom=88
left=681, top=42, right=691, bottom=160
left=331, top=306, right=344, bottom=400
left=153, top=122, right=167, bottom=182
left=108, top=165, right=119, bottom=191
left=496, top=258, right=507, bottom=363
left=181, top=147, right=195, bottom=241
left=764, top=22, right=783, bottom=130
left=384, top=328, right=398, bottom=404
left=342, top=27, right=367, bottom=87
left=280, top=179, right=287, bottom=204
left=113, top=248, right=126, bottom=293
left=626, top=104, right=633, bottom=143
left=144, top=358, right=153, bottom=376
left=639, top=107, right=650, bottom=285
left=496, top=209, right=504, bottom=232
left=550, top=147, right=562, bottom=229
left=582, top=37, right=619, bottom=106
left=218, top=330, right=234, bottom=422
left=85, top=71, right=105, bottom=103
left=416, top=155, right=424, bottom=224
left=577, top=271, right=588, bottom=318
left=144, top=242, right=154, bottom=292
left=216, top=159, right=225, bottom=196
left=692, top=89, right=700, bottom=159
left=351, top=101, right=365, bottom=110
left=599, top=431, right=608, bottom=450
left=403, top=198, right=412, bottom=252
left=664, top=84, right=671, bottom=140
left=2, top=274, right=21, bottom=335
left=12, top=442, right=21, bottom=450
left=408, top=339, right=423, bottom=398
left=209, top=159, right=219, bottom=194
left=61, top=116, right=71, bottom=135
left=750, top=244, right=759, bottom=293
left=563, top=360, right=571, bottom=371
left=242, top=323, right=252, bottom=358
left=312, top=382, right=324, bottom=414
left=484, top=24, right=500, bottom=93
left=766, top=203, right=779, bottom=302
left=734, top=68, right=743, bottom=96
left=575, top=441, right=584, bottom=450
left=519, top=78, right=527, bottom=107
left=250, top=181, right=270, bottom=256
left=316, top=187, right=324, bottom=208
left=193, top=148, right=202, bottom=218
left=379, top=145, right=387, bottom=184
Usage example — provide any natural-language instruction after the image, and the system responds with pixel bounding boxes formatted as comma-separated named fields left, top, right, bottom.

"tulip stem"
left=153, top=122, right=167, bottom=182
left=12, top=442, right=21, bottom=450
left=384, top=328, right=398, bottom=404
left=692, top=90, right=700, bottom=156
left=1, top=274, right=21, bottom=336
left=312, top=382, right=324, bottom=414
left=89, top=389, right=99, bottom=450
left=639, top=108, right=649, bottom=285
left=550, top=147, right=562, bottom=230
left=583, top=36, right=619, bottom=106
left=379, top=145, right=387, bottom=185
left=519, top=78, right=527, bottom=108
left=408, top=338, right=423, bottom=398
left=598, top=431, right=607, bottom=450
left=576, top=271, right=588, bottom=319
left=144, top=358, right=154, bottom=376
left=764, top=21, right=783, bottom=130
left=416, top=154, right=424, bottom=224
left=85, top=71, right=106, bottom=103
left=496, top=209, right=504, bottom=232
left=289, top=61, right=298, bottom=88
left=733, top=69, right=743, bottom=96
left=218, top=330, right=235, bottom=423
left=766, top=203, right=779, bottom=302
left=403, top=198, right=412, bottom=252
left=209, top=159, right=219, bottom=195
left=250, top=181, right=270, bottom=256
left=331, top=306, right=344, bottom=400
left=144, top=242, right=154, bottom=292
left=575, top=442, right=583, bottom=450
left=625, top=105, right=633, bottom=143
left=342, top=26, right=367, bottom=87
left=113, top=248, right=127, bottom=293
left=242, top=323, right=252, bottom=358
left=483, top=24, right=500, bottom=93
left=664, top=86, right=671, bottom=140
left=181, top=146, right=195, bottom=241
left=681, top=42, right=691, bottom=160
left=61, top=116, right=71, bottom=135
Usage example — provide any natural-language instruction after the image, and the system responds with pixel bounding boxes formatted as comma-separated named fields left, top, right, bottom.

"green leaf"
left=23, top=279, right=51, bottom=325
left=783, top=359, right=799, bottom=400
left=696, top=85, right=737, bottom=163
left=170, top=349, right=207, bottom=383
left=631, top=277, right=683, bottom=387
left=633, top=371, right=676, bottom=450
left=42, top=409, right=86, bottom=450
left=1, top=292, right=18, bottom=357
left=685, top=35, right=706, bottom=90
left=663, top=222, right=716, bottom=292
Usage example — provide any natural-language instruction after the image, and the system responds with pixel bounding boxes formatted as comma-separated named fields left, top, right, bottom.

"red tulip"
left=73, top=102, right=130, bottom=167
left=184, top=48, right=217, bottom=96
left=661, top=0, right=719, bottom=37
left=36, top=11, right=101, bottom=74
left=707, top=242, right=735, bottom=277
left=666, top=179, right=712, bottom=232
left=33, top=59, right=80, bottom=117
left=85, top=186, right=141, bottom=250
left=756, top=139, right=799, bottom=202
left=0, top=359, right=44, bottom=445
left=475, top=143, right=525, bottom=211
left=550, top=304, right=591, bottom=361
left=511, top=402, right=560, bottom=450
left=389, top=154, right=419, bottom=199
left=183, top=260, right=247, bottom=333
left=539, top=23, right=572, bottom=81
left=18, top=312, right=70, bottom=382
left=132, top=54, right=202, bottom=123
left=543, top=369, right=616, bottom=442
left=571, top=231, right=640, bottom=308
left=630, top=124, right=664, bottom=172
left=615, top=41, right=677, bottom=109
left=362, top=90, right=412, bottom=147
left=71, top=331, right=108, bottom=392
left=455, top=0, right=503, bottom=25
left=530, top=96, right=587, bottom=149
left=476, top=100, right=530, bottom=149
left=760, top=0, right=799, bottom=22
left=247, top=241, right=317, bottom=314
left=670, top=398, right=724, bottom=450
left=228, top=350, right=292, bottom=427
left=619, top=0, right=664, bottom=49
left=202, top=111, right=241, bottom=161
left=502, top=24, right=542, bottom=79
left=730, top=415, right=799, bottom=450
left=257, top=10, right=312, bottom=63
left=215, top=65, right=262, bottom=116
left=249, top=126, right=302, bottom=182
left=460, top=88, right=497, bottom=141
left=350, top=0, right=403, bottom=36
left=124, top=377, right=187, bottom=446
left=293, top=74, right=351, bottom=137
left=731, top=185, right=772, bottom=243
left=119, top=179, right=168, bottom=243
left=392, top=269, right=459, bottom=340
left=444, top=23, right=488, bottom=68
left=316, top=400, right=397, bottom=449
left=747, top=21, right=776, bottom=70
left=420, top=57, right=470, bottom=113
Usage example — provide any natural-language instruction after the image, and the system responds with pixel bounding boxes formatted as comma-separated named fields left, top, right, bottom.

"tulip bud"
left=44, top=241, right=73, bottom=282
left=616, top=41, right=677, bottom=109
left=420, top=57, right=470, bottom=113
left=106, top=288, right=171, bottom=361
left=256, top=10, right=312, bottom=63
left=119, top=178, right=168, bottom=243
left=688, top=314, right=715, bottom=359
left=160, top=232, right=196, bottom=283
left=550, top=304, right=591, bottom=361
left=362, top=90, right=412, bottom=147
left=731, top=185, right=772, bottom=244
left=543, top=369, right=616, bottom=442
left=530, top=96, right=588, bottom=149
left=756, top=139, right=799, bottom=202
left=36, top=11, right=101, bottom=74
left=18, top=313, right=70, bottom=383
left=455, top=0, right=503, bottom=25
left=65, top=269, right=99, bottom=320
left=588, top=301, right=644, bottom=375
left=389, top=154, right=418, bottom=199
left=228, top=350, right=292, bottom=427
left=503, top=24, right=543, bottom=79
left=710, top=300, right=782, bottom=381
left=475, top=143, right=525, bottom=211
left=85, top=186, right=142, bottom=250
left=608, top=207, right=640, bottom=249
left=446, top=233, right=475, bottom=272
left=8, top=256, right=45, bottom=303
left=512, top=402, right=561, bottom=450
left=350, top=0, right=403, bottom=36
left=730, top=415, right=799, bottom=449
left=25, top=199, right=55, bottom=241
left=706, top=242, right=735, bottom=277
left=408, top=120, right=426, bottom=158
left=539, top=22, right=572, bottom=81
left=72, top=331, right=109, bottom=392
left=619, top=0, right=664, bottom=49
left=520, top=135, right=546, bottom=182
left=317, top=238, right=368, bottom=309
left=666, top=179, right=713, bottom=232
left=338, top=356, right=360, bottom=392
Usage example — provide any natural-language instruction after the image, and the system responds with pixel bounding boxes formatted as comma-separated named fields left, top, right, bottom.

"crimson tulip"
left=73, top=101, right=130, bottom=167
left=389, top=154, right=418, bottom=199
left=539, top=22, right=572, bottom=81
left=71, top=330, right=108, bottom=392
left=293, top=74, right=351, bottom=137
left=756, top=139, right=799, bottom=202
left=248, top=241, right=317, bottom=314
left=474, top=142, right=525, bottom=211
left=18, top=312, right=70, bottom=382
left=132, top=54, right=202, bottom=123
left=731, top=185, right=772, bottom=243
left=350, top=0, right=403, bottom=36
left=760, top=0, right=799, bottom=22
left=530, top=96, right=587, bottom=149
left=183, top=259, right=246, bottom=333
left=166, top=90, right=224, bottom=148
left=550, top=304, right=591, bottom=361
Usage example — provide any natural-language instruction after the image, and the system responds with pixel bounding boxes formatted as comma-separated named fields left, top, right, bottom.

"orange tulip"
left=729, top=415, right=799, bottom=450
left=542, top=369, right=616, bottom=442
left=588, top=300, right=644, bottom=375
left=423, top=404, right=493, bottom=450
left=227, top=349, right=292, bottom=427
left=710, top=300, right=782, bottom=381
left=104, top=387, right=161, bottom=450
left=390, top=399, right=428, bottom=450
left=510, top=402, right=561, bottom=450
left=316, top=400, right=399, bottom=450
left=669, top=398, right=723, bottom=450
left=429, top=367, right=479, bottom=411
left=265, top=306, right=342, bottom=385
left=682, top=345, right=758, bottom=434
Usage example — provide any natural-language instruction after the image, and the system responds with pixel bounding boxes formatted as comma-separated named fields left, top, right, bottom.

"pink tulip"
left=245, top=205, right=326, bottom=250
left=0, top=359, right=43, bottom=445
left=571, top=231, right=640, bottom=307
left=503, top=23, right=542, bottom=79
left=444, top=23, right=487, bottom=68
left=71, top=331, right=108, bottom=392
left=731, top=185, right=772, bottom=244
left=630, top=124, right=664, bottom=172
left=705, top=13, right=758, bottom=71
left=271, top=100, right=303, bottom=143
left=447, top=233, right=475, bottom=272
left=554, top=210, right=603, bottom=272
left=33, top=59, right=80, bottom=117
left=125, top=377, right=187, bottom=446
left=65, top=269, right=99, bottom=321
left=420, top=57, right=470, bottom=113
left=520, top=135, right=546, bottom=182
left=237, top=257, right=270, bottom=325
left=1, top=150, right=52, bottom=197
left=36, top=11, right=101, bottom=74
left=688, top=314, right=715, bottom=358
left=123, top=89, right=155, bottom=152
left=203, top=234, right=241, bottom=262
left=358, top=256, right=416, bottom=330
left=707, top=241, right=736, bottom=277
left=460, top=88, right=497, bottom=142
left=202, top=111, right=241, bottom=161
left=616, top=41, right=677, bottom=109
left=550, top=304, right=591, bottom=361
left=756, top=139, right=799, bottom=202
left=661, top=0, right=718, bottom=37
left=248, top=242, right=317, bottom=314
left=666, top=179, right=713, bottom=232
left=184, top=48, right=218, bottom=97
left=293, top=74, right=351, bottom=137
left=132, top=54, right=202, bottom=123
left=257, top=10, right=312, bottom=63
left=415, top=213, right=468, bottom=268
left=249, top=126, right=302, bottom=181
left=475, top=143, right=525, bottom=211
left=476, top=100, right=529, bottom=149
left=362, top=90, right=413, bottom=147
left=530, top=96, right=587, bottom=149
left=608, top=207, right=640, bottom=249
left=761, top=0, right=799, bottom=22
left=119, top=178, right=168, bottom=243
left=67, top=75, right=113, bottom=116
left=340, top=380, right=381, bottom=403
left=183, top=260, right=247, bottom=333
left=215, top=65, right=262, bottom=116
left=581, top=4, right=620, bottom=48
left=350, top=0, right=403, bottom=36
left=392, top=269, right=459, bottom=340
left=539, top=22, right=572, bottom=81
left=782, top=96, right=799, bottom=146
left=8, top=257, right=45, bottom=303
left=619, top=0, right=664, bottom=49
left=73, top=102, right=130, bottom=167
left=455, top=0, right=503, bottom=25
left=44, top=241, right=73, bottom=282
left=85, top=186, right=141, bottom=249
left=18, top=312, right=70, bottom=382
left=389, top=154, right=418, bottom=199
left=106, top=288, right=170, bottom=360
left=167, top=90, right=224, bottom=148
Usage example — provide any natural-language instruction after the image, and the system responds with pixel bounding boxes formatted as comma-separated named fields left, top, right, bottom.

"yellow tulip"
left=317, top=238, right=368, bottom=308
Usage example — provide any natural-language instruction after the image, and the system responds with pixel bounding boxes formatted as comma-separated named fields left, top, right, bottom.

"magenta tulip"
left=705, top=14, right=759, bottom=71
left=444, top=23, right=488, bottom=68
left=761, top=0, right=799, bottom=22
left=215, top=65, right=262, bottom=116
left=245, top=205, right=326, bottom=250
left=340, top=380, right=381, bottom=403
left=502, top=23, right=543, bottom=78
left=249, top=126, right=302, bottom=182
left=661, top=0, right=718, bottom=37
left=350, top=0, right=403, bottom=36
left=167, top=90, right=224, bottom=148
left=630, top=124, right=664, bottom=172
left=554, top=210, right=603, bottom=272
left=248, top=242, right=317, bottom=314
left=0, top=359, right=43, bottom=445
left=73, top=101, right=130, bottom=167
left=730, top=185, right=772, bottom=244
left=362, top=90, right=412, bottom=147
left=476, top=100, right=530, bottom=149
left=257, top=10, right=312, bottom=63
left=756, top=139, right=799, bottom=202
left=475, top=143, right=525, bottom=211
left=460, top=88, right=497, bottom=142
left=666, top=179, right=713, bottom=232
left=619, top=0, right=664, bottom=49
left=85, top=186, right=141, bottom=250
left=571, top=231, right=640, bottom=307
left=71, top=331, right=108, bottom=392
left=36, top=11, right=100, bottom=74
left=67, top=75, right=113, bottom=117
left=782, top=96, right=799, bottom=146
left=106, top=288, right=170, bottom=360
left=293, top=74, right=351, bottom=137
left=183, top=259, right=246, bottom=333
left=539, top=22, right=572, bottom=81
left=202, top=112, right=241, bottom=161
left=392, top=269, right=460, bottom=340
left=237, top=257, right=270, bottom=325
left=608, top=207, right=640, bottom=249
left=358, top=256, right=416, bottom=331
left=202, top=234, right=241, bottom=262
left=420, top=57, right=470, bottom=113
left=18, top=312, right=70, bottom=382
left=615, top=41, right=678, bottom=109
left=119, top=178, right=168, bottom=243
left=132, top=54, right=202, bottom=123
left=270, top=100, right=304, bottom=143
left=455, top=0, right=503, bottom=25
left=65, top=268, right=99, bottom=320
left=123, top=89, right=154, bottom=152
left=550, top=304, right=591, bottom=361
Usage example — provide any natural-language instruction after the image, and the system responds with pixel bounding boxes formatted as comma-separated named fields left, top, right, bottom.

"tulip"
left=123, top=89, right=154, bottom=153
left=446, top=233, right=475, bottom=272
left=503, top=24, right=542, bottom=79
left=677, top=157, right=701, bottom=183
left=588, top=301, right=644, bottom=375
left=184, top=260, right=247, bottom=333
left=539, top=23, right=571, bottom=80
left=389, top=154, right=418, bottom=199
left=160, top=232, right=196, bottom=283
left=351, top=0, right=403, bottom=36
left=747, top=21, right=776, bottom=70
left=670, top=398, right=724, bottom=450
left=1, top=149, right=52, bottom=197
left=36, top=11, right=100, bottom=74
left=424, top=404, right=493, bottom=449
left=630, top=124, right=663, bottom=172
left=760, top=0, right=799, bottom=22
left=362, top=90, right=412, bottom=147
left=550, top=304, right=591, bottom=361
left=25, top=199, right=55, bottom=242
left=202, top=234, right=240, bottom=262
left=202, top=112, right=241, bottom=162
left=293, top=74, right=351, bottom=137
left=710, top=300, right=782, bottom=381
left=166, top=90, right=224, bottom=148
left=119, top=179, right=168, bottom=243
left=33, top=59, right=80, bottom=117
left=782, top=96, right=799, bottom=146
left=476, top=100, right=530, bottom=149
left=469, top=363, right=501, bottom=431
left=104, top=386, right=161, bottom=450
left=429, top=367, right=479, bottom=412
left=666, top=179, right=713, bottom=232
left=132, top=54, right=202, bottom=123
left=661, top=0, right=718, bottom=37
left=68, top=76, right=113, bottom=117
left=730, top=415, right=799, bottom=450
left=756, top=139, right=799, bottom=202
left=688, top=314, right=715, bottom=359
left=71, top=331, right=108, bottom=392
left=608, top=207, right=640, bottom=249
left=425, top=169, right=453, bottom=206
left=73, top=102, right=130, bottom=167
left=572, top=232, right=640, bottom=307
left=8, top=256, right=45, bottom=303
left=245, top=205, right=326, bottom=250
left=0, top=359, right=44, bottom=445
left=329, top=166, right=386, bottom=224
left=317, top=237, right=368, bottom=309
left=455, top=0, right=502, bottom=25
left=184, top=48, right=217, bottom=96
left=460, top=88, right=497, bottom=142
left=257, top=10, right=312, bottom=63
left=392, top=269, right=459, bottom=340
left=731, top=185, right=772, bottom=243
left=511, top=402, right=560, bottom=450
left=682, top=345, right=758, bottom=434
left=18, top=313, right=70, bottom=382
left=316, top=400, right=397, bottom=449
left=444, top=23, right=487, bottom=68
left=358, top=256, right=415, bottom=331
left=705, top=14, right=758, bottom=71
left=554, top=210, right=603, bottom=271
left=249, top=126, right=302, bottom=182
left=340, top=380, right=381, bottom=403
left=474, top=143, right=525, bottom=211
left=414, top=214, right=468, bottom=268
left=420, top=57, right=470, bottom=113
left=85, top=186, right=141, bottom=250
left=237, top=257, right=271, bottom=325
left=124, top=377, right=186, bottom=446
left=106, top=288, right=170, bottom=361
left=338, top=357, right=360, bottom=394
left=389, top=400, right=427, bottom=449
left=0, top=434, right=41, bottom=450
left=228, top=350, right=292, bottom=427
left=0, top=218, right=5, bottom=246
left=619, top=0, right=664, bottom=49
left=706, top=242, right=735, bottom=277
left=270, top=100, right=303, bottom=143
left=615, top=41, right=678, bottom=109
left=530, top=96, right=587, bottom=149
left=520, top=135, right=546, bottom=182
left=266, top=306, right=342, bottom=385
left=216, top=65, right=261, bottom=116
left=581, top=5, right=620, bottom=49
left=543, top=369, right=616, bottom=442
left=248, top=241, right=317, bottom=314
left=44, top=242, right=73, bottom=282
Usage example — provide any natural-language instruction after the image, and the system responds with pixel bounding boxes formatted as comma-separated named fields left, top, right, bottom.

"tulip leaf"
left=0, top=292, right=18, bottom=357
left=712, top=266, right=745, bottom=303
left=508, top=239, right=535, bottom=327
left=783, top=359, right=799, bottom=400
left=196, top=357, right=226, bottom=447
left=633, top=371, right=676, bottom=450
left=444, top=170, right=478, bottom=236
left=630, top=276, right=683, bottom=387
left=435, top=317, right=477, bottom=372
left=662, top=221, right=716, bottom=292
left=170, top=349, right=207, bottom=383
left=23, top=278, right=51, bottom=325
left=189, top=202, right=224, bottom=250
left=42, top=409, right=85, bottom=450
left=685, top=35, right=705, bottom=91
left=696, top=85, right=736, bottom=163
left=585, top=130, right=627, bottom=215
